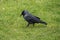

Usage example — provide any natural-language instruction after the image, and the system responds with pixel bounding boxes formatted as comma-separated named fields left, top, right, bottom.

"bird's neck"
left=25, top=14, right=28, bottom=16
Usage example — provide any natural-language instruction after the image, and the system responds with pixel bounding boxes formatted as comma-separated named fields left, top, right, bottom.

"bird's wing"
left=28, top=16, right=40, bottom=23
left=24, top=14, right=40, bottom=23
left=34, top=16, right=40, bottom=19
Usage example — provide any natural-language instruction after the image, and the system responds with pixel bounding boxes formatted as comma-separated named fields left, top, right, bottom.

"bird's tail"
left=40, top=20, right=47, bottom=25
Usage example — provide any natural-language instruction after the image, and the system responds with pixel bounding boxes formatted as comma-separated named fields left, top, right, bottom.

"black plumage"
left=20, top=10, right=47, bottom=27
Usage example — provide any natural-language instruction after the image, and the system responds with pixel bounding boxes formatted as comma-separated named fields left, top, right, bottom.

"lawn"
left=0, top=0, right=60, bottom=40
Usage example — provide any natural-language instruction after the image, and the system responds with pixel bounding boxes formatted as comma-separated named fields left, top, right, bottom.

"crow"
left=20, top=10, right=47, bottom=27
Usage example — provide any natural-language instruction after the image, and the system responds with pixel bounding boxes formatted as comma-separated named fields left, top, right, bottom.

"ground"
left=0, top=0, right=60, bottom=40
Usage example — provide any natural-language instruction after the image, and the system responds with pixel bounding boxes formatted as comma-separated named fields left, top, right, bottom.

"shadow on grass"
left=21, top=24, right=47, bottom=29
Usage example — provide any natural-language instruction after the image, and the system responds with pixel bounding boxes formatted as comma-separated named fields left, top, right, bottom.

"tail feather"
left=40, top=20, right=47, bottom=25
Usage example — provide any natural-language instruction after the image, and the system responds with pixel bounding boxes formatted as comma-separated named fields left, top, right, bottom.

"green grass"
left=0, top=0, right=60, bottom=40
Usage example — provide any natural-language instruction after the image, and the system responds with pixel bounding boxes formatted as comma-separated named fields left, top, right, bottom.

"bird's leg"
left=33, top=23, right=35, bottom=27
left=26, top=23, right=30, bottom=27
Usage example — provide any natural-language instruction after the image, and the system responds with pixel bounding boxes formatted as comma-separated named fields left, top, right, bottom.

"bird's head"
left=20, top=10, right=28, bottom=16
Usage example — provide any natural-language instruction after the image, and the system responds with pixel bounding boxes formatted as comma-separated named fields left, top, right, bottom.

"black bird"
left=20, top=10, right=47, bottom=27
